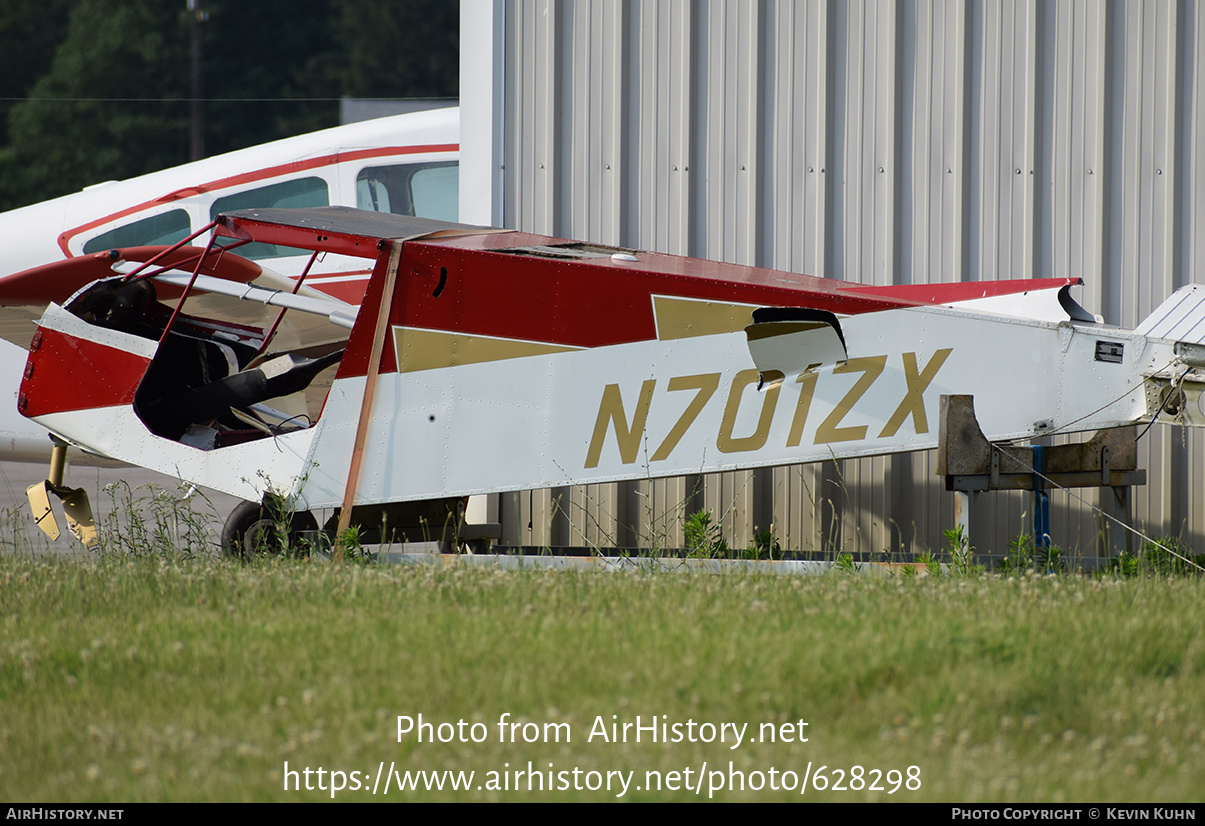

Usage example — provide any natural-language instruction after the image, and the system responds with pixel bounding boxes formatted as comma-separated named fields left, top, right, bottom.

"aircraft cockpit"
left=62, top=260, right=352, bottom=451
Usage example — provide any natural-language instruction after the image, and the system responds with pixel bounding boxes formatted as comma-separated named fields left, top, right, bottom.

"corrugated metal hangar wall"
left=460, top=0, right=1205, bottom=558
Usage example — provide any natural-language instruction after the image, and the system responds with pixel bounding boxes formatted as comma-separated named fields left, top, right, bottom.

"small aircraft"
left=13, top=205, right=1205, bottom=554
left=0, top=106, right=459, bottom=464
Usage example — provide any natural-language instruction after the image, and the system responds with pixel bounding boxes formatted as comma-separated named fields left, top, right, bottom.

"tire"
left=221, top=500, right=319, bottom=559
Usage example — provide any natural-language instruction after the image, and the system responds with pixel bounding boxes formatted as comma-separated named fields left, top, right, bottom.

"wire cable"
left=990, top=443, right=1204, bottom=574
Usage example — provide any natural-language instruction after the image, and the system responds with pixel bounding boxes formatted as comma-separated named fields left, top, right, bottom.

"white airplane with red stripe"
left=13, top=206, right=1205, bottom=552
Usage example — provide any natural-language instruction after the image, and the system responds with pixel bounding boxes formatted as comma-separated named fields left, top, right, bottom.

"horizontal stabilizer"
left=1134, top=285, right=1205, bottom=344
left=744, top=308, right=847, bottom=388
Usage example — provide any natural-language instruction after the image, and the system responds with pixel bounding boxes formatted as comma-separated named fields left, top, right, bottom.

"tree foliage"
left=337, top=0, right=459, bottom=100
left=0, top=0, right=74, bottom=143
left=0, top=0, right=458, bottom=211
left=0, top=1, right=190, bottom=211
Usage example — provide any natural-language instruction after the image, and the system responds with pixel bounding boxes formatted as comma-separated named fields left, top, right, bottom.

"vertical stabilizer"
left=1134, top=285, right=1205, bottom=344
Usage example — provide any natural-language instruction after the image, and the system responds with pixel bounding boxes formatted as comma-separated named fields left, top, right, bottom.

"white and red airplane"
left=13, top=204, right=1205, bottom=553
left=0, top=106, right=459, bottom=464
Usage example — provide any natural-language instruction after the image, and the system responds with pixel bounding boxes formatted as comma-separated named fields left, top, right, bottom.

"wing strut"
left=333, top=242, right=402, bottom=562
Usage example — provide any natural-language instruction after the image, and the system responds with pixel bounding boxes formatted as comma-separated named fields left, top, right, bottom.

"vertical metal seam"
left=1100, top=0, right=1122, bottom=325
left=1033, top=0, right=1055, bottom=282
left=1169, top=0, right=1191, bottom=538
left=961, top=0, right=977, bottom=284
left=889, top=0, right=911, bottom=556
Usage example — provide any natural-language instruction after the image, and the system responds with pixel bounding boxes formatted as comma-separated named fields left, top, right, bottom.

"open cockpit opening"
left=64, top=270, right=350, bottom=450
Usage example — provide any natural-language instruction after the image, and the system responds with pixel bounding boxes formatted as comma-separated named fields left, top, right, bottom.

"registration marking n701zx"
left=584, top=349, right=954, bottom=468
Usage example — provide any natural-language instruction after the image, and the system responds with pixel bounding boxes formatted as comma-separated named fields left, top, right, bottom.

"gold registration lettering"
left=584, top=380, right=656, bottom=468
left=813, top=356, right=888, bottom=444
left=585, top=348, right=953, bottom=466
left=786, top=365, right=821, bottom=447
left=877, top=348, right=952, bottom=438
left=717, top=369, right=781, bottom=453
left=651, top=373, right=721, bottom=461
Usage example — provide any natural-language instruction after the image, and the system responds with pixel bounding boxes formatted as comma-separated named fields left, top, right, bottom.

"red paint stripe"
left=20, top=328, right=151, bottom=418
left=847, top=278, right=1080, bottom=304
left=56, top=144, right=459, bottom=256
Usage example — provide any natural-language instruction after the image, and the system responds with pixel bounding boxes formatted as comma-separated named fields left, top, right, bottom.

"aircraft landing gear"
left=221, top=499, right=319, bottom=559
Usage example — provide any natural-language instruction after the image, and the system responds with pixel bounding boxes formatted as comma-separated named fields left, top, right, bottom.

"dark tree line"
left=0, top=0, right=458, bottom=211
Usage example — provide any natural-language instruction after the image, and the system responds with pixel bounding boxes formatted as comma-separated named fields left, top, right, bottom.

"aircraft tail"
left=1134, top=285, right=1205, bottom=344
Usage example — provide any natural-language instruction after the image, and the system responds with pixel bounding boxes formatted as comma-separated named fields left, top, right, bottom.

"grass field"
left=2, top=544, right=1203, bottom=802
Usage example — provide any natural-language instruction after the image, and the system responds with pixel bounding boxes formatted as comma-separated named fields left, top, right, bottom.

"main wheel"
left=221, top=500, right=319, bottom=559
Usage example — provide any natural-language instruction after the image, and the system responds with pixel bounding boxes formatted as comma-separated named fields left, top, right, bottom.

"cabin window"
left=210, top=177, right=330, bottom=260
left=356, top=162, right=458, bottom=222
left=82, top=210, right=191, bottom=254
